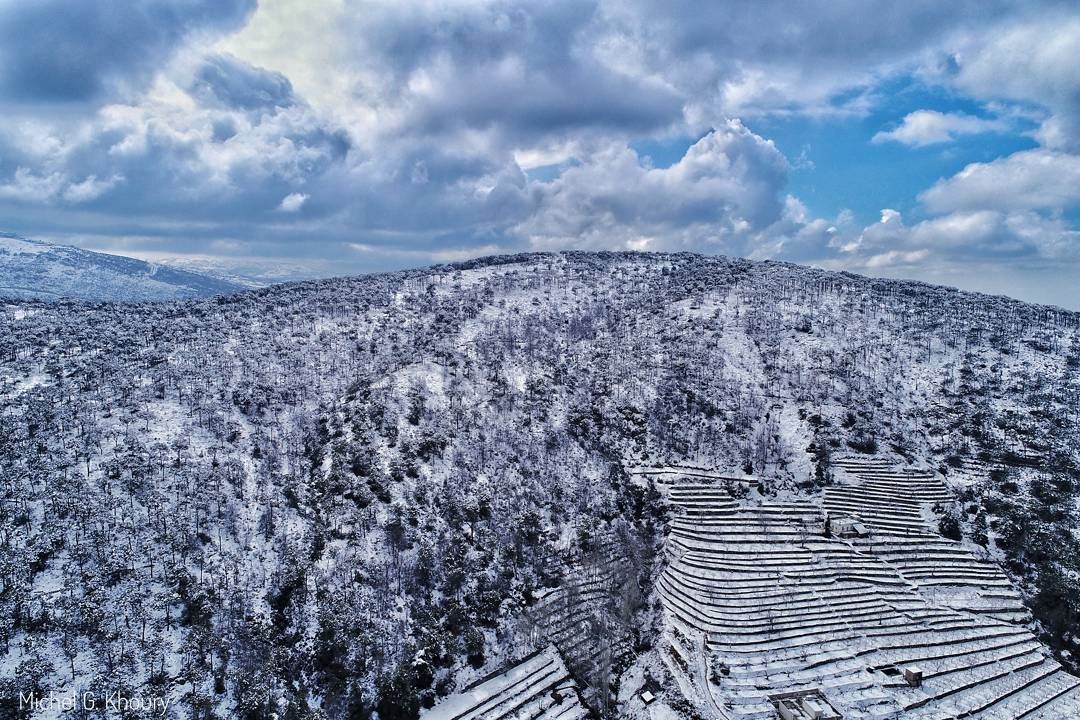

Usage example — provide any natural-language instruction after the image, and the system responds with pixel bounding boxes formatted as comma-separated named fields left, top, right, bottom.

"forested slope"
left=0, top=252, right=1077, bottom=718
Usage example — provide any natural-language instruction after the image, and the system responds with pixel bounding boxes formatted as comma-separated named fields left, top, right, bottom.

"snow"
left=424, top=646, right=588, bottom=720
left=639, top=456, right=1079, bottom=718
left=1, top=251, right=1078, bottom=718
left=0, top=232, right=243, bottom=301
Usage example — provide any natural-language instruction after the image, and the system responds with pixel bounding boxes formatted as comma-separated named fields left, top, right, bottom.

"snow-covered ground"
left=1, top=251, right=1077, bottom=718
left=637, top=457, right=1080, bottom=719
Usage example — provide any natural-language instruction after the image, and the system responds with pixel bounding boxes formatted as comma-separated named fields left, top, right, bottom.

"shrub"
left=938, top=509, right=962, bottom=541
left=847, top=437, right=878, bottom=454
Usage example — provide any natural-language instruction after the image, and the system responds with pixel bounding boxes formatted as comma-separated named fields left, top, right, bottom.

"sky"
left=1, top=1, right=1079, bottom=308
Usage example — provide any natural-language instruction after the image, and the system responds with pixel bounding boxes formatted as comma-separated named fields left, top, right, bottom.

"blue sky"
left=633, top=76, right=1043, bottom=225
left=756, top=78, right=1042, bottom=225
left=1, top=1, right=1079, bottom=307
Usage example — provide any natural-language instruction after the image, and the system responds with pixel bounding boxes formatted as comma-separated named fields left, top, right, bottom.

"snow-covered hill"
left=0, top=233, right=244, bottom=301
left=0, top=252, right=1077, bottom=719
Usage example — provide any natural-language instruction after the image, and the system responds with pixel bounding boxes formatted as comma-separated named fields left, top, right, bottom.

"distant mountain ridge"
left=0, top=232, right=245, bottom=301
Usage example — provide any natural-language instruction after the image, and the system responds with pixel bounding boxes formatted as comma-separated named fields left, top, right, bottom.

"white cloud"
left=880, top=208, right=902, bottom=224
left=920, top=149, right=1080, bottom=213
left=513, top=121, right=789, bottom=252
left=745, top=195, right=840, bottom=261
left=872, top=110, right=1003, bottom=147
left=864, top=248, right=931, bottom=269
left=932, top=16, right=1080, bottom=152
left=63, top=174, right=124, bottom=203
left=844, top=207, right=1077, bottom=266
left=0, top=167, right=66, bottom=203
left=0, top=168, right=123, bottom=205
left=278, top=191, right=308, bottom=212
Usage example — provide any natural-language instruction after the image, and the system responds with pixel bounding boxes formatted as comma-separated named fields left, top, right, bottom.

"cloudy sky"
left=1, top=1, right=1079, bottom=307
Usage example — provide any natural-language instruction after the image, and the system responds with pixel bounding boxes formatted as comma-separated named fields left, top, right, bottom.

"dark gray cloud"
left=0, top=0, right=254, bottom=102
left=190, top=54, right=295, bottom=110
left=348, top=1, right=682, bottom=142
left=632, top=1, right=1006, bottom=62
left=606, top=0, right=1080, bottom=120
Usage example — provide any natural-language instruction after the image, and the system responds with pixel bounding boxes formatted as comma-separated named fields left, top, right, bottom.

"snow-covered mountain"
left=157, top=253, right=345, bottom=288
left=0, top=232, right=245, bottom=301
left=0, top=252, right=1078, bottom=719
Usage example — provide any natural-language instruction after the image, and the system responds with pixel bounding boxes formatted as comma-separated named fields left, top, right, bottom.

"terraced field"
left=526, top=531, right=635, bottom=680
left=656, top=458, right=1080, bottom=719
left=426, top=534, right=633, bottom=719
left=424, top=646, right=589, bottom=720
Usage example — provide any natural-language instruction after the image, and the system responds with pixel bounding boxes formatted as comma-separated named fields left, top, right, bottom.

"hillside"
left=0, top=252, right=1078, bottom=719
left=0, top=233, right=244, bottom=301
